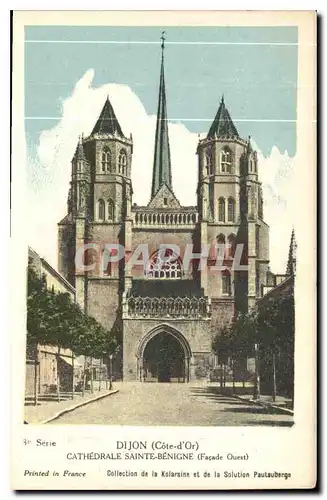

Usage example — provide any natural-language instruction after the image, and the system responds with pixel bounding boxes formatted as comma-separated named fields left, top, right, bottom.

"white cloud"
left=27, top=69, right=296, bottom=274
left=253, top=141, right=297, bottom=273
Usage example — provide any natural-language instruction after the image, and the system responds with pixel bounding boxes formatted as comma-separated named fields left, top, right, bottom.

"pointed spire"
left=247, top=135, right=253, bottom=155
left=286, top=228, right=297, bottom=276
left=151, top=31, right=172, bottom=199
left=207, top=96, right=239, bottom=139
left=74, top=135, right=87, bottom=160
left=92, top=95, right=124, bottom=136
left=67, top=186, right=72, bottom=213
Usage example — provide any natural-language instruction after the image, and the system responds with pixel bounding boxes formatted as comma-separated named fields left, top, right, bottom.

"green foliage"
left=212, top=294, right=294, bottom=361
left=228, top=311, right=255, bottom=356
left=257, top=294, right=295, bottom=398
left=27, top=261, right=118, bottom=357
left=257, top=294, right=294, bottom=350
left=212, top=323, right=232, bottom=363
left=27, top=259, right=46, bottom=295
left=212, top=310, right=258, bottom=361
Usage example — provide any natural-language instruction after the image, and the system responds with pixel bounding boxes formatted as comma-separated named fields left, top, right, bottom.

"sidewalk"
left=205, top=383, right=294, bottom=415
left=235, top=394, right=294, bottom=415
left=24, top=388, right=119, bottom=424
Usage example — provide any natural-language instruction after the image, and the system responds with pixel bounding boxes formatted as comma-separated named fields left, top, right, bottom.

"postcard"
left=11, top=10, right=316, bottom=490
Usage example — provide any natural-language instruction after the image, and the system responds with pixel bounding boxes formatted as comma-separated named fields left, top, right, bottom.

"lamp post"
left=109, top=354, right=113, bottom=391
left=272, top=351, right=276, bottom=402
left=253, top=343, right=260, bottom=401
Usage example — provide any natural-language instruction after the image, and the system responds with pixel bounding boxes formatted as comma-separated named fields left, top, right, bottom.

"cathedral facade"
left=58, top=44, right=270, bottom=382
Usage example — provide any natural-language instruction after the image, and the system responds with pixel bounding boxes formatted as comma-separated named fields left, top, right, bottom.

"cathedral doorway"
left=138, top=326, right=191, bottom=383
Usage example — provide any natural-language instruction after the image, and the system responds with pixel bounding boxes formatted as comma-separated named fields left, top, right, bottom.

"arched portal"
left=137, top=326, right=191, bottom=383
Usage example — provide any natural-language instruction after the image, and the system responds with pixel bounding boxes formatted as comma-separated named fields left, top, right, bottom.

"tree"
left=229, top=310, right=259, bottom=391
left=257, top=294, right=294, bottom=400
left=27, top=261, right=54, bottom=403
left=70, top=311, right=119, bottom=394
left=212, top=291, right=294, bottom=401
left=212, top=323, right=232, bottom=388
left=26, top=261, right=119, bottom=400
left=230, top=310, right=259, bottom=356
left=212, top=310, right=259, bottom=394
left=27, top=261, right=119, bottom=356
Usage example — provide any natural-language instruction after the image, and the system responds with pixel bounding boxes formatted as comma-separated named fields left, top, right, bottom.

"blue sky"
left=25, top=26, right=298, bottom=157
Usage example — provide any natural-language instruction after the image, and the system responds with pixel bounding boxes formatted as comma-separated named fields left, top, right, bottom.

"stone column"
left=200, top=221, right=208, bottom=296
left=75, top=217, right=86, bottom=311
left=247, top=220, right=256, bottom=309
left=124, top=219, right=133, bottom=292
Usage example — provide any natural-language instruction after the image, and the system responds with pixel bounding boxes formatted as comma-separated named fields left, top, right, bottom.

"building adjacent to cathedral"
left=58, top=45, right=270, bottom=382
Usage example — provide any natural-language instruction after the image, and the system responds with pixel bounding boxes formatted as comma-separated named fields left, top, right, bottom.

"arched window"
left=205, top=152, right=213, bottom=176
left=101, top=147, right=111, bottom=172
left=118, top=149, right=127, bottom=175
left=102, top=249, right=112, bottom=276
left=227, top=234, right=236, bottom=259
left=216, top=233, right=226, bottom=260
left=227, top=197, right=235, bottom=222
left=220, top=147, right=232, bottom=173
left=145, top=249, right=182, bottom=279
left=218, top=198, right=225, bottom=222
left=222, top=270, right=231, bottom=295
left=107, top=199, right=114, bottom=221
left=216, top=233, right=225, bottom=245
left=98, top=199, right=105, bottom=220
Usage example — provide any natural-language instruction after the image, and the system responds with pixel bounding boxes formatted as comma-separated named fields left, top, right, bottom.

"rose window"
left=145, top=249, right=182, bottom=279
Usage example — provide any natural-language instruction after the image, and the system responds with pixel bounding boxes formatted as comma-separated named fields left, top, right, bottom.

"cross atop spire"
left=151, top=32, right=172, bottom=199
left=161, top=30, right=166, bottom=50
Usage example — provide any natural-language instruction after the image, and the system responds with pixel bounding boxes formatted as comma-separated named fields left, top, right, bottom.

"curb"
left=234, top=395, right=294, bottom=416
left=35, top=389, right=119, bottom=424
left=259, top=402, right=294, bottom=416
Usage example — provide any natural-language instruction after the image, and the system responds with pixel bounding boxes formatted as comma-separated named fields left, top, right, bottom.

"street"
left=49, top=383, right=293, bottom=426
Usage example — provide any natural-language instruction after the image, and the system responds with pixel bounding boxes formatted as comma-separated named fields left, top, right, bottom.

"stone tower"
left=58, top=96, right=134, bottom=331
left=196, top=96, right=269, bottom=319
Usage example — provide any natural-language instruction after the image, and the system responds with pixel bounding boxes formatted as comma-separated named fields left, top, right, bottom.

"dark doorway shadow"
left=158, top=363, right=171, bottom=382
left=143, top=331, right=185, bottom=383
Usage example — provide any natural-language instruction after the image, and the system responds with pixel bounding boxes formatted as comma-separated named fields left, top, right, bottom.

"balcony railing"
left=133, top=211, right=198, bottom=228
left=122, top=295, right=211, bottom=319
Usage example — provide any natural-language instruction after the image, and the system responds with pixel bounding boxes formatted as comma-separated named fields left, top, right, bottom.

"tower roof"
left=151, top=32, right=172, bottom=200
left=91, top=95, right=124, bottom=137
left=207, top=96, right=239, bottom=139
